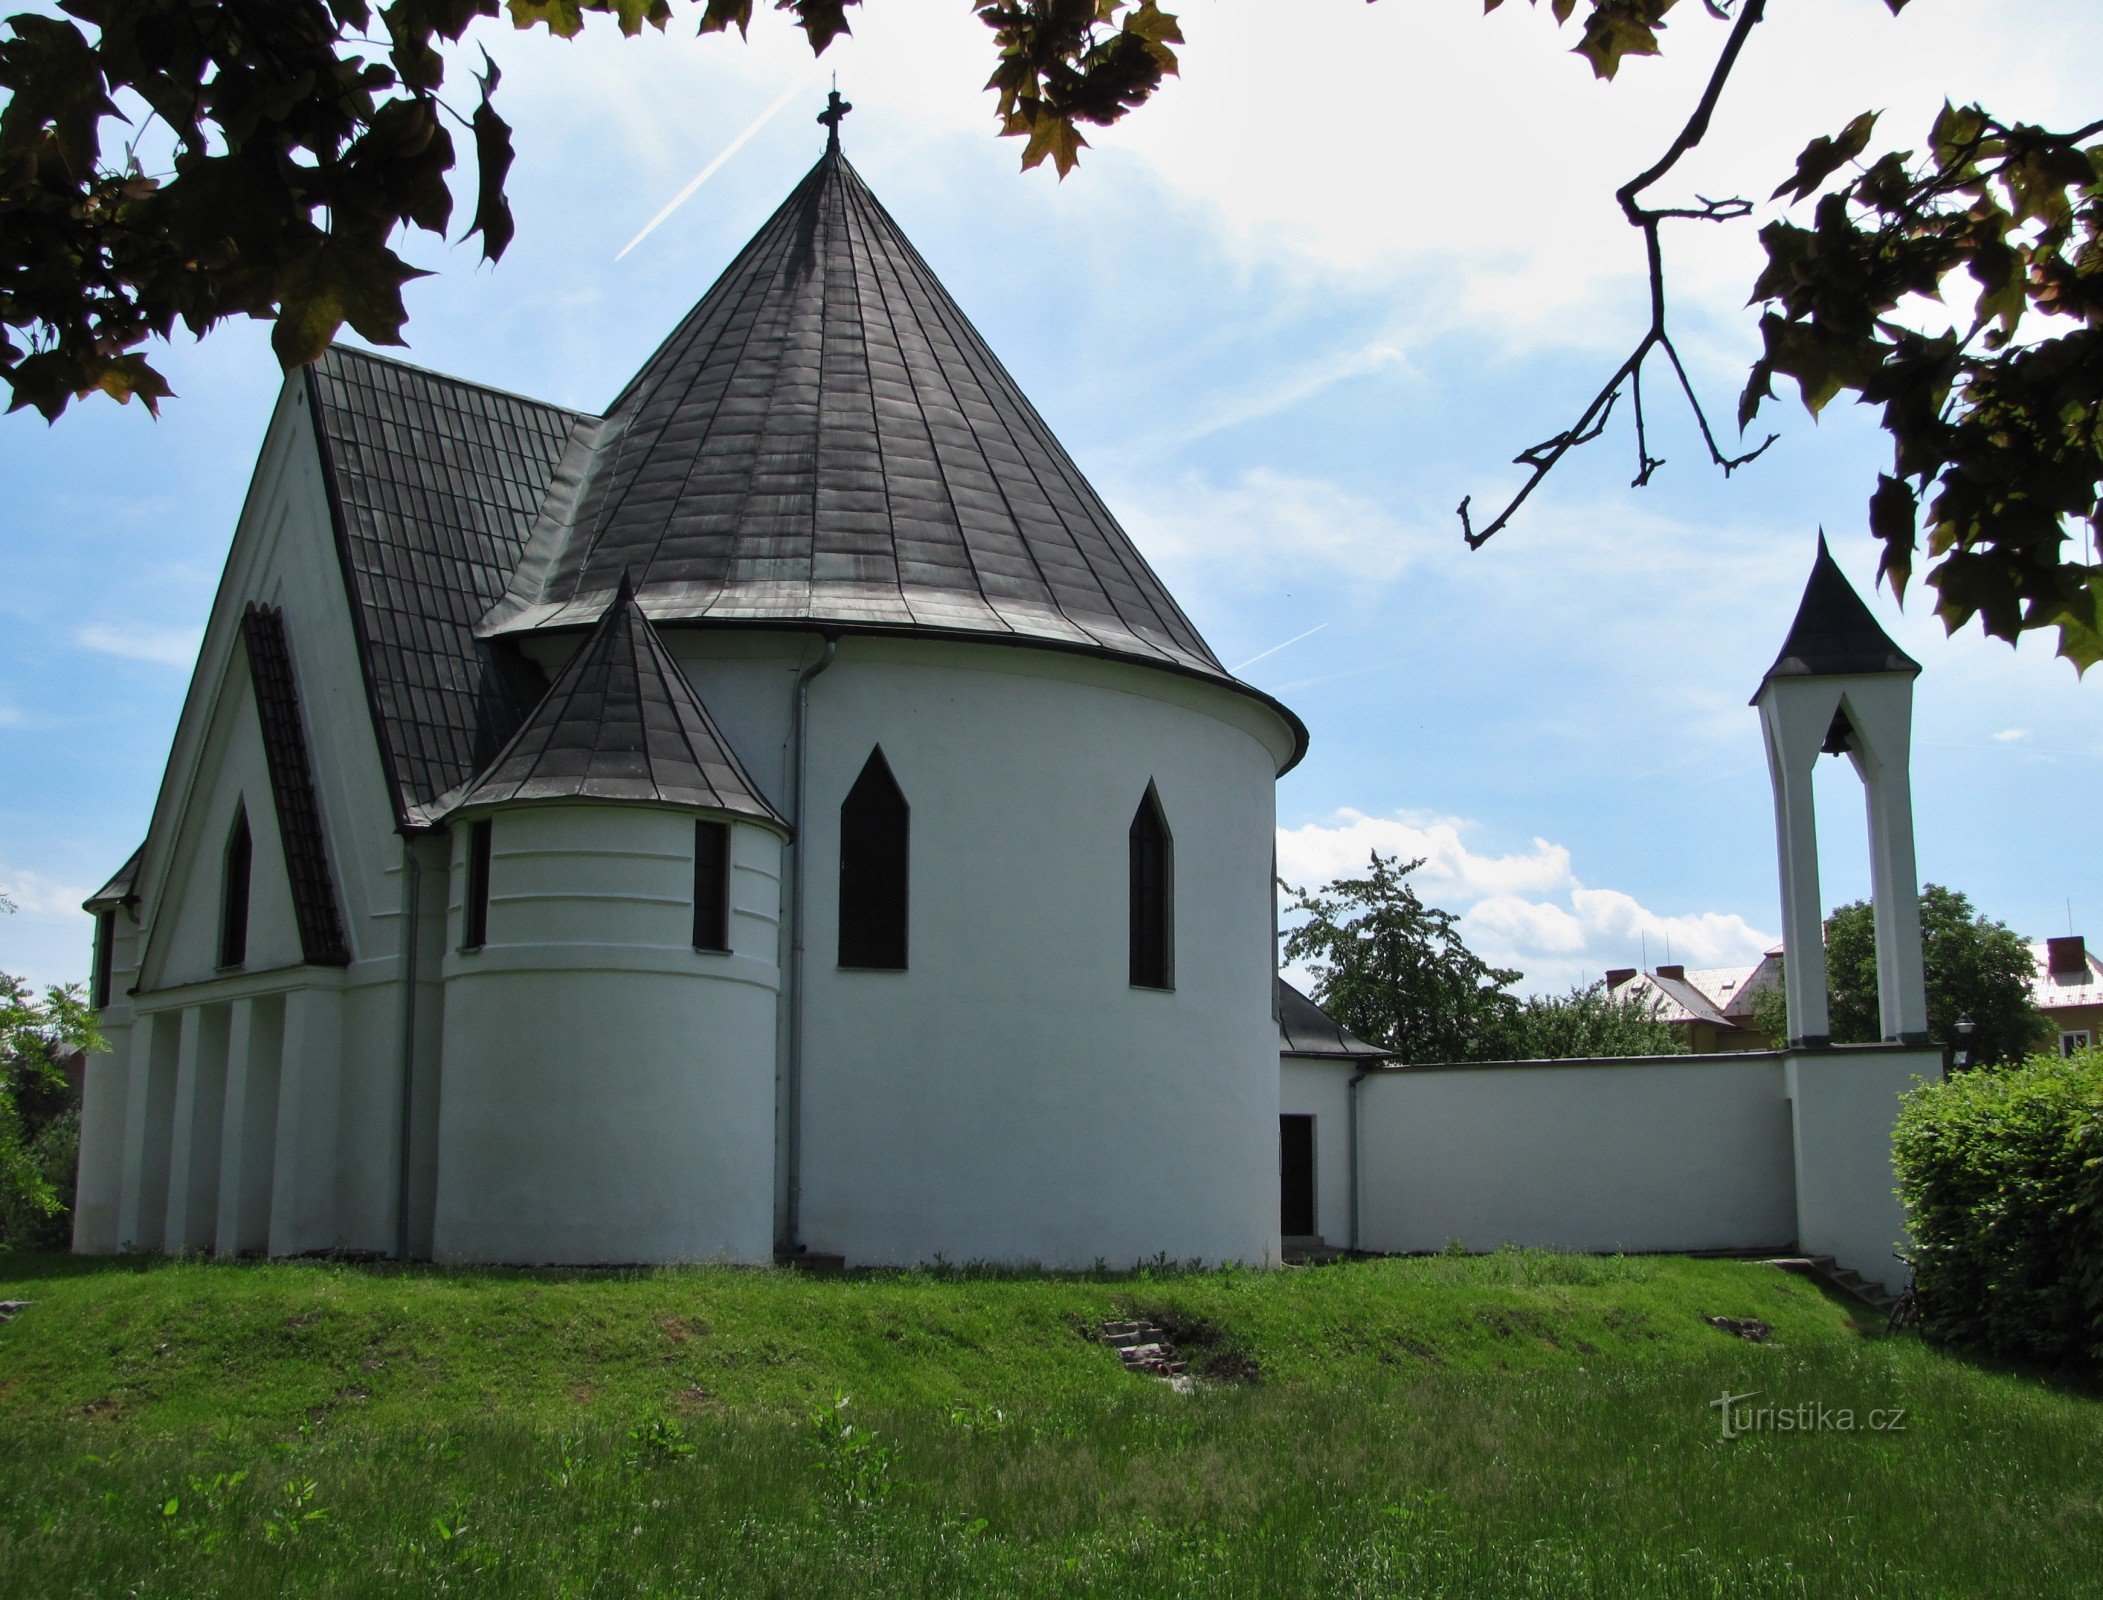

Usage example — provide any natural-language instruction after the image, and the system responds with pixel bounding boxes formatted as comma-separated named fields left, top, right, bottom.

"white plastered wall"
left=1786, top=1044, right=1939, bottom=1289
left=76, top=372, right=408, bottom=1259
left=757, top=634, right=1293, bottom=1269
left=431, top=802, right=785, bottom=1265
left=1357, top=1055, right=1801, bottom=1257
left=1279, top=1057, right=1358, bottom=1247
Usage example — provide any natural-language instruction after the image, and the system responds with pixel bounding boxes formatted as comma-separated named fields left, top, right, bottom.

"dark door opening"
left=1279, top=1114, right=1316, bottom=1238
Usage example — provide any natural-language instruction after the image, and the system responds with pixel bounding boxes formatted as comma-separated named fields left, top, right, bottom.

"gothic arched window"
left=1129, top=784, right=1174, bottom=990
left=838, top=748, right=908, bottom=971
left=219, top=805, right=252, bottom=968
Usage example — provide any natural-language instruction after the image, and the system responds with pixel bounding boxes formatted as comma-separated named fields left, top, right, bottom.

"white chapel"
left=71, top=107, right=1319, bottom=1269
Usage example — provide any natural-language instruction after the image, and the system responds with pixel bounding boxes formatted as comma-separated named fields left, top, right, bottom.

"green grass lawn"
left=0, top=1249, right=2096, bottom=1597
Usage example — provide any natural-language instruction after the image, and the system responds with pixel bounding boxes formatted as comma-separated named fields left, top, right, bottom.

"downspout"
left=393, top=836, right=423, bottom=1262
left=1346, top=1067, right=1369, bottom=1253
left=782, top=633, right=840, bottom=1255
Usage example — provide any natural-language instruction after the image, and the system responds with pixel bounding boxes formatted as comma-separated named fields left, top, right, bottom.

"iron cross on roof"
left=818, top=88, right=852, bottom=149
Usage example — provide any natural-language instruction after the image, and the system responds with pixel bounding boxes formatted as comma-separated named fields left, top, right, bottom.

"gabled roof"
left=1277, top=979, right=1395, bottom=1062
left=305, top=347, right=577, bottom=825
left=444, top=573, right=787, bottom=828
left=478, top=145, right=1286, bottom=729
left=2029, top=939, right=2103, bottom=1015
left=1757, top=532, right=1920, bottom=694
left=83, top=846, right=142, bottom=913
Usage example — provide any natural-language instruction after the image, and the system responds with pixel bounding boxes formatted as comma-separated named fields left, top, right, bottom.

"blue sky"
left=4, top=0, right=2099, bottom=994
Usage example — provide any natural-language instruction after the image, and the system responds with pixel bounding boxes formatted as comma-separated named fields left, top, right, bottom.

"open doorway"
left=1279, top=1114, right=1316, bottom=1239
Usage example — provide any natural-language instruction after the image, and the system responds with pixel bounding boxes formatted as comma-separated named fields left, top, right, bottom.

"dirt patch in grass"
left=1135, top=1308, right=1262, bottom=1386
left=657, top=1314, right=707, bottom=1344
left=1478, top=1307, right=1560, bottom=1346
left=672, top=1383, right=722, bottom=1416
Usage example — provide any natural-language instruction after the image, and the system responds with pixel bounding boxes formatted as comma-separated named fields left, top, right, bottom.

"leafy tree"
left=1478, top=981, right=1688, bottom=1061
left=0, top=963, right=101, bottom=1250
left=1282, top=852, right=1520, bottom=1066
left=1748, top=972, right=1788, bottom=1051
left=1755, top=885, right=2043, bottom=1063
left=1824, top=884, right=2044, bottom=1067
left=2, top=0, right=2096, bottom=665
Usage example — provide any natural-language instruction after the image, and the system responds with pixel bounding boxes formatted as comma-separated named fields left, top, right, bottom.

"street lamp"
left=1954, top=1014, right=1976, bottom=1070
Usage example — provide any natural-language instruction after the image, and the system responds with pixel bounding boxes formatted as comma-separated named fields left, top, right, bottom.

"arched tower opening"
left=1752, top=535, right=1928, bottom=1048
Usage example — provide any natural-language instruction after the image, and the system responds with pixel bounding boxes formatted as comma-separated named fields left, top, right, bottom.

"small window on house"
left=219, top=806, right=252, bottom=968
left=92, top=910, right=115, bottom=1009
left=2063, top=1030, right=2093, bottom=1057
left=694, top=819, right=732, bottom=953
left=838, top=747, right=908, bottom=970
left=462, top=818, right=493, bottom=951
left=1129, top=783, right=1173, bottom=990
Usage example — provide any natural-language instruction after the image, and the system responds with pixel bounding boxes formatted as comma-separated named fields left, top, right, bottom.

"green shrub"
left=1, top=1107, right=79, bottom=1252
left=1893, top=1048, right=2103, bottom=1365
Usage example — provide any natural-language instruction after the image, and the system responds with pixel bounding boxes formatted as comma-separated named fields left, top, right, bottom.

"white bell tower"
left=1753, top=534, right=1929, bottom=1048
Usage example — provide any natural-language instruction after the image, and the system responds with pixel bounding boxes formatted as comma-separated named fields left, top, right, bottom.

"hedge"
left=1893, top=1047, right=2103, bottom=1365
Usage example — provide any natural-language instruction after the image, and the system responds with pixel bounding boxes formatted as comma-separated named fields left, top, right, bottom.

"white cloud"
left=1991, top=727, right=2030, bottom=743
left=1100, top=0, right=2103, bottom=346
left=1116, top=467, right=1435, bottom=596
left=1278, top=808, right=1571, bottom=904
left=1279, top=808, right=1776, bottom=996
left=74, top=621, right=201, bottom=668
left=0, top=868, right=93, bottom=922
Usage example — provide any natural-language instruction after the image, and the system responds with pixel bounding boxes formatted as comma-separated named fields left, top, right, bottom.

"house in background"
left=1605, top=952, right=1782, bottom=1053
left=1610, top=932, right=2103, bottom=1060
left=2031, top=936, right=2103, bottom=1056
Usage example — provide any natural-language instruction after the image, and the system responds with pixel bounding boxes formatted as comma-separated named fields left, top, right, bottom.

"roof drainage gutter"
left=393, top=838, right=423, bottom=1262
left=781, top=632, right=840, bottom=1258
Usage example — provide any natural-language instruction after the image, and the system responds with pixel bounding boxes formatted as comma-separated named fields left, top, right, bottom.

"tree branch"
left=1460, top=0, right=1773, bottom=549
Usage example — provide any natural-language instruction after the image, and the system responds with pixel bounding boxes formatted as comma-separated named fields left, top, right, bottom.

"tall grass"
left=1, top=1251, right=2096, bottom=1597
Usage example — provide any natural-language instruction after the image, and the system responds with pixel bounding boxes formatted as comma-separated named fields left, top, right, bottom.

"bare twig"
left=1460, top=0, right=1779, bottom=549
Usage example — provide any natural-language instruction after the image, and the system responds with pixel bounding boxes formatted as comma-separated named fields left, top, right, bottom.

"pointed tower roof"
left=1757, top=532, right=1920, bottom=694
left=481, top=134, right=1282, bottom=741
left=447, top=574, right=786, bottom=827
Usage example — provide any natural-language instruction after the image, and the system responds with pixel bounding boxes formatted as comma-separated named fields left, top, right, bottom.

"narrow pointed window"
left=92, top=910, right=116, bottom=1009
left=1129, top=784, right=1173, bottom=990
left=462, top=818, right=493, bottom=951
left=694, top=819, right=732, bottom=953
left=838, top=748, right=908, bottom=970
left=219, top=806, right=252, bottom=968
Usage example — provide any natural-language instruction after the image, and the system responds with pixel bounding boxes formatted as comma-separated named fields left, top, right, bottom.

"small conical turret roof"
left=480, top=134, right=1238, bottom=694
left=448, top=573, right=786, bottom=827
left=1756, top=532, right=1920, bottom=695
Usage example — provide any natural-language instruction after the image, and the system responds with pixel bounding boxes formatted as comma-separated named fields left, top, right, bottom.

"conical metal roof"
left=1757, top=532, right=1920, bottom=694
left=480, top=143, right=1243, bottom=696
left=447, top=573, right=787, bottom=827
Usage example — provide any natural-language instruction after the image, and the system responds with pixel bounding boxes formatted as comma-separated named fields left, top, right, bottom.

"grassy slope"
left=1, top=1251, right=2097, bottom=1598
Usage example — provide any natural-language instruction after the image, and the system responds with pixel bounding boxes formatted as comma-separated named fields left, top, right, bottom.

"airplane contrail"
left=616, top=72, right=823, bottom=262
left=1232, top=622, right=1328, bottom=674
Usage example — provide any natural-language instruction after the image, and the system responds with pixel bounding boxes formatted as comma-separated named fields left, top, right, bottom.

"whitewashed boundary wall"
left=1352, top=1044, right=1941, bottom=1291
